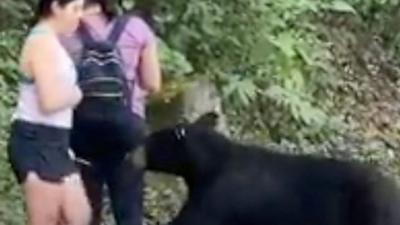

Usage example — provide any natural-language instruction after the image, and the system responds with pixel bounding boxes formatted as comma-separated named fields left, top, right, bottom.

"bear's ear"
left=193, top=111, right=220, bottom=129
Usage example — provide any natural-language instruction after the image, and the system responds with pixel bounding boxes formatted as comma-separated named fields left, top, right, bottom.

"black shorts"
left=7, top=120, right=78, bottom=183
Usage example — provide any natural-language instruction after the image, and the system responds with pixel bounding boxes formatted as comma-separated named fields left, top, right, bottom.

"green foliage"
left=1, top=0, right=400, bottom=224
left=145, top=0, right=355, bottom=141
left=338, top=0, right=400, bottom=60
left=0, top=3, right=27, bottom=224
left=0, top=30, right=23, bottom=85
left=158, top=38, right=193, bottom=79
left=0, top=31, right=24, bottom=225
left=323, top=0, right=357, bottom=14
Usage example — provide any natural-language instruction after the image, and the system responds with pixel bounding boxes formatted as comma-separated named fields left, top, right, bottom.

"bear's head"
left=144, top=111, right=229, bottom=179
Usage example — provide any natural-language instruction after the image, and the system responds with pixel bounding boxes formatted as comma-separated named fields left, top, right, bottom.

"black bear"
left=143, top=112, right=400, bottom=225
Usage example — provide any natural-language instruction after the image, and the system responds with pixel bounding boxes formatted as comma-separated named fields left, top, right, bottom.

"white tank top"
left=13, top=26, right=78, bottom=128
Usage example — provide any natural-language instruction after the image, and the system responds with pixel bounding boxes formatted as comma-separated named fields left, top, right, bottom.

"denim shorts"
left=7, top=120, right=78, bottom=183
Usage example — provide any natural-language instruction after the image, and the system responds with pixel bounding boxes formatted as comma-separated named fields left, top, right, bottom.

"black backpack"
left=71, top=16, right=138, bottom=159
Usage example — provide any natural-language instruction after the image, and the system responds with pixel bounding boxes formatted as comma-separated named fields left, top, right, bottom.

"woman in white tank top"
left=7, top=0, right=91, bottom=224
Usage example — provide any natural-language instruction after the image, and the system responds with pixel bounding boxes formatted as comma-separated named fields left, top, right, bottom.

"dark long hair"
left=36, top=0, right=78, bottom=20
left=30, top=0, right=78, bottom=27
left=84, top=0, right=117, bottom=20
left=85, top=0, right=156, bottom=29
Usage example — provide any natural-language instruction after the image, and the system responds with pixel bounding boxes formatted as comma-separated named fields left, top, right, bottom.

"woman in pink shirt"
left=61, top=0, right=161, bottom=224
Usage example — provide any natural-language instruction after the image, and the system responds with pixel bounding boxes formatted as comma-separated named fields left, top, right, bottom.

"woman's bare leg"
left=23, top=172, right=62, bottom=225
left=61, top=173, right=91, bottom=225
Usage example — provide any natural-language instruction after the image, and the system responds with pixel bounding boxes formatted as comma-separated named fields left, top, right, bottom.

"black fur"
left=144, top=113, right=400, bottom=225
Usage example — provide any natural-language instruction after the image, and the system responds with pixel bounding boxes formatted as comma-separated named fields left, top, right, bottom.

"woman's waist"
left=13, top=94, right=73, bottom=128
left=10, top=119, right=70, bottom=144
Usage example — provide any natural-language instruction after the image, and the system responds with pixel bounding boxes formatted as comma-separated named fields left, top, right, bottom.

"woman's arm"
left=139, top=40, right=162, bottom=94
left=27, top=35, right=82, bottom=114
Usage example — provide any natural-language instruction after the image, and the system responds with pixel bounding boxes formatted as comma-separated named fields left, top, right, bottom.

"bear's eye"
left=174, top=127, right=186, bottom=140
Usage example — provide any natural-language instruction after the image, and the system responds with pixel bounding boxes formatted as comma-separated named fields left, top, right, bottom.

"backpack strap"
left=108, top=15, right=133, bottom=106
left=78, top=16, right=130, bottom=46
left=108, top=16, right=130, bottom=44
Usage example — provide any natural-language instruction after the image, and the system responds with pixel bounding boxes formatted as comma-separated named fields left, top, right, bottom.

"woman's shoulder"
left=123, top=15, right=155, bottom=44
left=19, top=27, right=60, bottom=77
left=22, top=28, right=59, bottom=61
left=124, top=15, right=152, bottom=32
left=25, top=26, right=59, bottom=53
left=27, top=25, right=58, bottom=43
left=128, top=15, right=149, bottom=24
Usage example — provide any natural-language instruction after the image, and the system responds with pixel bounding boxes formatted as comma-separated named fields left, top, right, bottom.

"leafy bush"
left=145, top=0, right=359, bottom=141
left=0, top=29, right=24, bottom=225
left=1, top=0, right=400, bottom=224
